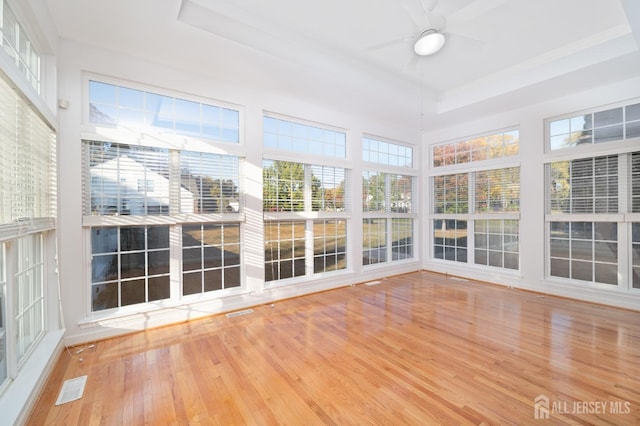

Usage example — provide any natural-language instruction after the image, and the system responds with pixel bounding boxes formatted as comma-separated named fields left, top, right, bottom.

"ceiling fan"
left=368, top=0, right=480, bottom=57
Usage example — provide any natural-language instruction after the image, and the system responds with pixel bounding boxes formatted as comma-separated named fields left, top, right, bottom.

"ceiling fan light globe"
left=414, top=31, right=445, bottom=56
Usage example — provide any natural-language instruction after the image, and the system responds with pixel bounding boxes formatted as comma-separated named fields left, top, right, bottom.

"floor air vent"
left=55, top=375, right=88, bottom=405
left=226, top=308, right=254, bottom=318
left=365, top=280, right=382, bottom=286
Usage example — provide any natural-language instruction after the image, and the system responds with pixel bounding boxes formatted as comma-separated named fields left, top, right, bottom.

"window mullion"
left=169, top=150, right=181, bottom=215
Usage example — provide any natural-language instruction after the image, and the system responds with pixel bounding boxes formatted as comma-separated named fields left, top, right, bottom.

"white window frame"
left=82, top=77, right=248, bottom=319
left=262, top=115, right=351, bottom=286
left=429, top=128, right=521, bottom=272
left=544, top=102, right=640, bottom=292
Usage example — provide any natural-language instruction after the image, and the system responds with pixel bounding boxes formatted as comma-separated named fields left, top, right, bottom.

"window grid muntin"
left=264, top=221, right=306, bottom=282
left=14, top=233, right=44, bottom=362
left=182, top=223, right=241, bottom=295
left=548, top=100, right=640, bottom=150
left=88, top=80, right=240, bottom=143
left=263, top=116, right=346, bottom=158
left=474, top=219, right=519, bottom=270
left=433, top=219, right=468, bottom=263
left=313, top=220, right=347, bottom=273
left=362, top=218, right=387, bottom=265
left=90, top=226, right=171, bottom=312
left=362, top=137, right=413, bottom=168
left=432, top=129, right=519, bottom=167
left=392, top=218, right=413, bottom=261
left=549, top=221, right=618, bottom=285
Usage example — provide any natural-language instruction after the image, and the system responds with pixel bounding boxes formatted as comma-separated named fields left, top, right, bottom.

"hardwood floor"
left=28, top=271, right=640, bottom=425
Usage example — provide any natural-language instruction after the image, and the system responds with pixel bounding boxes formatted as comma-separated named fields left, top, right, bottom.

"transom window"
left=89, top=80, right=240, bottom=143
left=0, top=1, right=40, bottom=92
left=432, top=129, right=519, bottom=167
left=362, top=137, right=413, bottom=167
left=263, top=116, right=346, bottom=158
left=548, top=100, right=640, bottom=150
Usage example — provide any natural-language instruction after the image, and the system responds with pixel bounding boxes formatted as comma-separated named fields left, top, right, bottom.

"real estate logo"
left=534, top=395, right=550, bottom=420
left=534, top=394, right=631, bottom=420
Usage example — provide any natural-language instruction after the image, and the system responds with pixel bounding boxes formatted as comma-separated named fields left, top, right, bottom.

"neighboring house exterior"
left=90, top=155, right=195, bottom=215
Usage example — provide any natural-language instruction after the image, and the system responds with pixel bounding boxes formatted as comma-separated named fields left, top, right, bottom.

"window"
left=311, top=166, right=346, bottom=212
left=313, top=220, right=346, bottom=273
left=14, top=234, right=45, bottom=362
left=85, top=141, right=243, bottom=311
left=0, top=1, right=40, bottom=92
left=432, top=129, right=518, bottom=167
left=362, top=136, right=417, bottom=266
left=632, top=152, right=640, bottom=213
left=633, top=223, right=640, bottom=289
left=181, top=151, right=240, bottom=214
left=545, top=152, right=639, bottom=287
left=263, top=116, right=346, bottom=158
left=85, top=79, right=244, bottom=313
left=549, top=222, right=617, bottom=285
left=548, top=100, right=640, bottom=150
left=0, top=66, right=55, bottom=395
left=264, top=221, right=306, bottom=282
left=0, top=244, right=6, bottom=387
left=474, top=220, right=519, bottom=270
left=91, top=226, right=170, bottom=311
left=433, top=173, right=468, bottom=214
left=547, top=156, right=618, bottom=214
left=363, top=218, right=386, bottom=265
left=262, top=160, right=350, bottom=282
left=362, top=137, right=413, bottom=167
left=546, top=103, right=640, bottom=289
left=263, top=116, right=350, bottom=284
left=430, top=129, right=520, bottom=270
left=89, top=80, right=240, bottom=143
left=392, top=218, right=413, bottom=260
left=433, top=219, right=468, bottom=262
left=182, top=223, right=241, bottom=295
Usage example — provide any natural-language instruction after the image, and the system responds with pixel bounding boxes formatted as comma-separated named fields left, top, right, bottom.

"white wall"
left=57, top=38, right=423, bottom=345
left=422, top=75, right=640, bottom=311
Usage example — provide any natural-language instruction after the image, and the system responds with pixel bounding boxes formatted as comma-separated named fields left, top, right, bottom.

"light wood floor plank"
left=28, top=271, right=640, bottom=425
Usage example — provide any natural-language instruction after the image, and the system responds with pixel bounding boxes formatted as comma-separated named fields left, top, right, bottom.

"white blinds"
left=546, top=155, right=620, bottom=214
left=0, top=74, right=56, bottom=239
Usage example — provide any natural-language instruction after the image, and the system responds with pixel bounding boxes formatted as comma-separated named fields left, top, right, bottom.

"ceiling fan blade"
left=418, top=0, right=438, bottom=13
left=445, top=32, right=484, bottom=50
left=366, top=36, right=412, bottom=51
